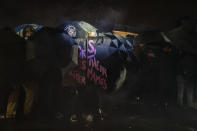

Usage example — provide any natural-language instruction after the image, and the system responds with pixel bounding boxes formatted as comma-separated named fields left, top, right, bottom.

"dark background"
left=0, top=0, right=196, bottom=31
left=1, top=1, right=197, bottom=130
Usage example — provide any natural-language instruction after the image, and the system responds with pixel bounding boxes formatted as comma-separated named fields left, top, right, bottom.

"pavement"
left=1, top=100, right=197, bottom=131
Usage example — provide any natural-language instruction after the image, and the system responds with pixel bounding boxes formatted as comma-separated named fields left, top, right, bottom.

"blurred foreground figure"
left=0, top=25, right=78, bottom=120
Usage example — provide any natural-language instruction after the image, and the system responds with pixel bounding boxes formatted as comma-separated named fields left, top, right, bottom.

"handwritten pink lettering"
left=69, top=40, right=108, bottom=90
left=69, top=71, right=86, bottom=85
left=87, top=68, right=108, bottom=89
left=78, top=40, right=96, bottom=59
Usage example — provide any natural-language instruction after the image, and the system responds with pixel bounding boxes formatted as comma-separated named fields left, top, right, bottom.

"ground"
left=1, top=100, right=197, bottom=131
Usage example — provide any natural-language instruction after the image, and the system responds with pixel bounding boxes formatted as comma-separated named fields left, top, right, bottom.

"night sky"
left=0, top=0, right=196, bottom=31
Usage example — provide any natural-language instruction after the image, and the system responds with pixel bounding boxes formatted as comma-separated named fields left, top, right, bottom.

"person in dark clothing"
left=177, top=54, right=197, bottom=107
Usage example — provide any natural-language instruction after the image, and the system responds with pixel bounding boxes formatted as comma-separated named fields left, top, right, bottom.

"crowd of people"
left=131, top=17, right=197, bottom=109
